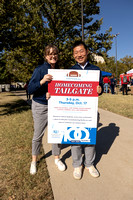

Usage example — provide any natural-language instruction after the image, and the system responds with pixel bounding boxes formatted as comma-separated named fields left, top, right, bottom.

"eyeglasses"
left=47, top=53, right=58, bottom=56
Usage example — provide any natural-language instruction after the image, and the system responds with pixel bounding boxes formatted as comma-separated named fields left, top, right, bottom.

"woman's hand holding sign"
left=40, top=74, right=53, bottom=85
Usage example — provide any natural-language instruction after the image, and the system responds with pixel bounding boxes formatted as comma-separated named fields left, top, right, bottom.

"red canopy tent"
left=120, top=69, right=133, bottom=78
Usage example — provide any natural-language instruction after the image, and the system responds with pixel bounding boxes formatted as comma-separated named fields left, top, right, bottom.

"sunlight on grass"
left=0, top=92, right=54, bottom=200
left=0, top=91, right=133, bottom=199
left=99, top=93, right=133, bottom=119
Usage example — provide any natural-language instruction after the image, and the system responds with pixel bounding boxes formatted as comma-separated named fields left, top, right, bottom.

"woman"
left=28, top=44, right=65, bottom=175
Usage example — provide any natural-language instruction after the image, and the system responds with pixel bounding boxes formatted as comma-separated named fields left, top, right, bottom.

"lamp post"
left=81, top=0, right=84, bottom=41
left=114, top=33, right=120, bottom=83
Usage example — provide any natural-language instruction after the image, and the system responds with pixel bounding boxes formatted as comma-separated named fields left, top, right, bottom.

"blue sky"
left=94, top=0, right=133, bottom=60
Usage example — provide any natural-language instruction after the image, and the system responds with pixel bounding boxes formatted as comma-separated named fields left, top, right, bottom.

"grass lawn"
left=0, top=90, right=133, bottom=199
left=0, top=92, right=54, bottom=200
left=99, top=92, right=133, bottom=119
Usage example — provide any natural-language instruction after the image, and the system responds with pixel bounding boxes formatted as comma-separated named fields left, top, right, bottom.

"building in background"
left=92, top=54, right=105, bottom=64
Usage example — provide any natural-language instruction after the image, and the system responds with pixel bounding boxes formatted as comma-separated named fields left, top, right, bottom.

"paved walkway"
left=13, top=90, right=133, bottom=200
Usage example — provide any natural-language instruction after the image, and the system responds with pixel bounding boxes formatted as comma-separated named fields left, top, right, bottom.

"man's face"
left=73, top=45, right=88, bottom=65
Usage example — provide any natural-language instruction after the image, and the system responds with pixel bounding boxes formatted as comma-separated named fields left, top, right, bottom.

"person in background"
left=130, top=75, right=133, bottom=86
left=110, top=75, right=116, bottom=94
left=24, top=80, right=31, bottom=101
left=130, top=75, right=133, bottom=95
left=121, top=72, right=129, bottom=95
left=103, top=76, right=110, bottom=93
left=70, top=40, right=103, bottom=180
left=28, top=44, right=66, bottom=175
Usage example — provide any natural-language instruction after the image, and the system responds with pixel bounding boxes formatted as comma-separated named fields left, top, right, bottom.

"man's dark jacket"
left=71, top=62, right=103, bottom=95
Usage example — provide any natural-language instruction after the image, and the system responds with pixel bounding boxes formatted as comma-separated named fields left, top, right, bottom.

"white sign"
left=48, top=69, right=99, bottom=144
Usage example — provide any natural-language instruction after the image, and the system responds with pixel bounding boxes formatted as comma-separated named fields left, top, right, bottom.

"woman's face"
left=45, top=48, right=58, bottom=66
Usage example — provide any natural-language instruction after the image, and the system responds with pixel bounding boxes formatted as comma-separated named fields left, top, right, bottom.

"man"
left=109, top=75, right=116, bottom=94
left=121, top=72, right=129, bottom=95
left=71, top=40, right=103, bottom=180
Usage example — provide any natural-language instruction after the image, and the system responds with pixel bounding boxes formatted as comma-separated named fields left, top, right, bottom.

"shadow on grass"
left=0, top=99, right=31, bottom=116
left=95, top=123, right=119, bottom=165
left=7, top=93, right=26, bottom=97
left=7, top=90, right=27, bottom=97
left=39, top=150, right=52, bottom=163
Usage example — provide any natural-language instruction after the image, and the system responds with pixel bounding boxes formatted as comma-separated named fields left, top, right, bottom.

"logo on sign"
left=64, top=127, right=90, bottom=142
left=66, top=71, right=81, bottom=77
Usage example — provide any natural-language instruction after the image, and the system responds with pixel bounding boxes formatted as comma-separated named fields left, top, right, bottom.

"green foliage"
left=97, top=56, right=116, bottom=74
left=97, top=55, right=133, bottom=80
left=0, top=55, right=12, bottom=83
left=0, top=0, right=47, bottom=82
left=119, top=56, right=133, bottom=72
left=0, top=0, right=115, bottom=82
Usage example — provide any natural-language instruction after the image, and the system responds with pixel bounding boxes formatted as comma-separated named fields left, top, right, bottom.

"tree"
left=39, top=0, right=114, bottom=66
left=119, top=56, right=133, bottom=72
left=97, top=55, right=133, bottom=80
left=97, top=56, right=116, bottom=73
left=0, top=54, right=12, bottom=83
left=0, top=0, right=114, bottom=82
left=0, top=0, right=48, bottom=82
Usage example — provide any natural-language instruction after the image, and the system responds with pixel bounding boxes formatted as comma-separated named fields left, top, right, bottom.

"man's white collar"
left=78, top=61, right=88, bottom=69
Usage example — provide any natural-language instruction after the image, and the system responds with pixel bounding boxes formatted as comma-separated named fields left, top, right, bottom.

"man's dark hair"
left=73, top=40, right=88, bottom=51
